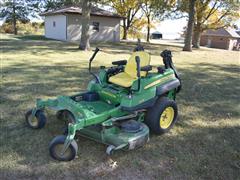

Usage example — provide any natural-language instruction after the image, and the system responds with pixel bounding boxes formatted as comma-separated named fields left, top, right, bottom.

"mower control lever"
left=89, top=47, right=100, bottom=71
left=135, top=56, right=141, bottom=78
left=135, top=56, right=141, bottom=91
left=89, top=47, right=100, bottom=62
left=88, top=47, right=101, bottom=84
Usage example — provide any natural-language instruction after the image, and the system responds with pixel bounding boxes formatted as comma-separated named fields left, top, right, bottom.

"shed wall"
left=200, top=35, right=230, bottom=50
left=44, top=15, right=66, bottom=40
left=67, top=15, right=120, bottom=42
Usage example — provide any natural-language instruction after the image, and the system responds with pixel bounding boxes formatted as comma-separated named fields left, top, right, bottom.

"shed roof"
left=152, top=31, right=162, bottom=34
left=202, top=28, right=240, bottom=38
left=41, top=6, right=123, bottom=19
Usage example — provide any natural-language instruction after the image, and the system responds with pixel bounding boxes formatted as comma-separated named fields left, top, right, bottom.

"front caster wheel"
left=106, top=145, right=116, bottom=155
left=49, top=135, right=78, bottom=161
left=25, top=109, right=47, bottom=129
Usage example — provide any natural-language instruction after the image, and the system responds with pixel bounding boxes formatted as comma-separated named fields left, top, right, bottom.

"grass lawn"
left=1, top=33, right=240, bottom=180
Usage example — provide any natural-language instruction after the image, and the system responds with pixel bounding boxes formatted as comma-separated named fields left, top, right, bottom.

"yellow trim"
left=144, top=74, right=175, bottom=89
left=159, top=107, right=174, bottom=129
left=101, top=91, right=116, bottom=98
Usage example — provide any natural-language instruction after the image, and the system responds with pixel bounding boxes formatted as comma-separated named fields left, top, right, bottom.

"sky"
left=152, top=18, right=187, bottom=39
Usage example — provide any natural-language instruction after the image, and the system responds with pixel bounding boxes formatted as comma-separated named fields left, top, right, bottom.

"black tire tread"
left=49, top=135, right=78, bottom=161
left=25, top=109, right=47, bottom=129
left=145, top=97, right=178, bottom=135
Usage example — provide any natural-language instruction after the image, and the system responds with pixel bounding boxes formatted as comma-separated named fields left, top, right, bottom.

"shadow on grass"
left=177, top=62, right=240, bottom=120
left=1, top=64, right=100, bottom=106
left=15, top=35, right=50, bottom=41
left=1, top=35, right=84, bottom=56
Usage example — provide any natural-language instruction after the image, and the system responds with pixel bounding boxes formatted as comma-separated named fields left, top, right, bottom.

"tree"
left=43, top=0, right=82, bottom=11
left=141, top=0, right=153, bottom=42
left=43, top=0, right=64, bottom=11
left=0, top=0, right=33, bottom=35
left=127, top=18, right=149, bottom=39
left=111, top=0, right=141, bottom=40
left=79, top=0, right=91, bottom=50
left=141, top=0, right=175, bottom=42
left=192, top=0, right=240, bottom=48
left=183, top=0, right=196, bottom=51
left=0, top=0, right=46, bottom=35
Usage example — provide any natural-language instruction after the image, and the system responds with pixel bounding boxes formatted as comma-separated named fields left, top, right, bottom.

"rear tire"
left=145, top=97, right=178, bottom=135
left=49, top=135, right=78, bottom=161
left=25, top=109, right=47, bottom=129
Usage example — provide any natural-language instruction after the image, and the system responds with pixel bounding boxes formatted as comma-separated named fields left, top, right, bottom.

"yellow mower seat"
left=109, top=51, right=151, bottom=88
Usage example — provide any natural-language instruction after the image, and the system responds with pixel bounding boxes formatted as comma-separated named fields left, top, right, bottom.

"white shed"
left=41, top=7, right=123, bottom=42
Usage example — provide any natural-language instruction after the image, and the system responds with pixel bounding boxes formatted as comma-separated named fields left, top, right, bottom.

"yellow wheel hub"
left=55, top=144, right=72, bottom=159
left=160, top=107, right=174, bottom=129
left=28, top=116, right=38, bottom=127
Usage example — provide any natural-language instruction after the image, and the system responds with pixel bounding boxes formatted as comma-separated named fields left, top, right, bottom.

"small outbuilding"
left=200, top=28, right=240, bottom=50
left=151, top=31, right=163, bottom=39
left=41, top=7, right=123, bottom=42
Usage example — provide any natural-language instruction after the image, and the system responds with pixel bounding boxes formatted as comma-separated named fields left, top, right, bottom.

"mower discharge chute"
left=26, top=47, right=181, bottom=161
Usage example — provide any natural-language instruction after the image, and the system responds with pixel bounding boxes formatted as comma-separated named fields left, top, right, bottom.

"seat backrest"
left=125, top=51, right=151, bottom=78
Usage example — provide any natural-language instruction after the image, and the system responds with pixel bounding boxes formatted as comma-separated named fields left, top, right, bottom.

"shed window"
left=92, top=22, right=99, bottom=32
left=53, top=21, right=56, bottom=27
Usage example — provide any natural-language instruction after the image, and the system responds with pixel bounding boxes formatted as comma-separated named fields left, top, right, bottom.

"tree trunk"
left=122, top=28, right=128, bottom=39
left=146, top=15, right=150, bottom=42
left=79, top=0, right=91, bottom=50
left=13, top=0, right=17, bottom=35
left=122, top=26, right=127, bottom=39
left=122, top=19, right=128, bottom=40
left=183, top=0, right=196, bottom=51
left=192, top=24, right=201, bottom=48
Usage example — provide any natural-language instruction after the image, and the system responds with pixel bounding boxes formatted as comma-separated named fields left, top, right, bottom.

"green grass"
left=1, top=33, right=240, bottom=180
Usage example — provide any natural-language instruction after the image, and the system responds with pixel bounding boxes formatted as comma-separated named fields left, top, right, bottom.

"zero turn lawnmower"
left=25, top=47, right=181, bottom=161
